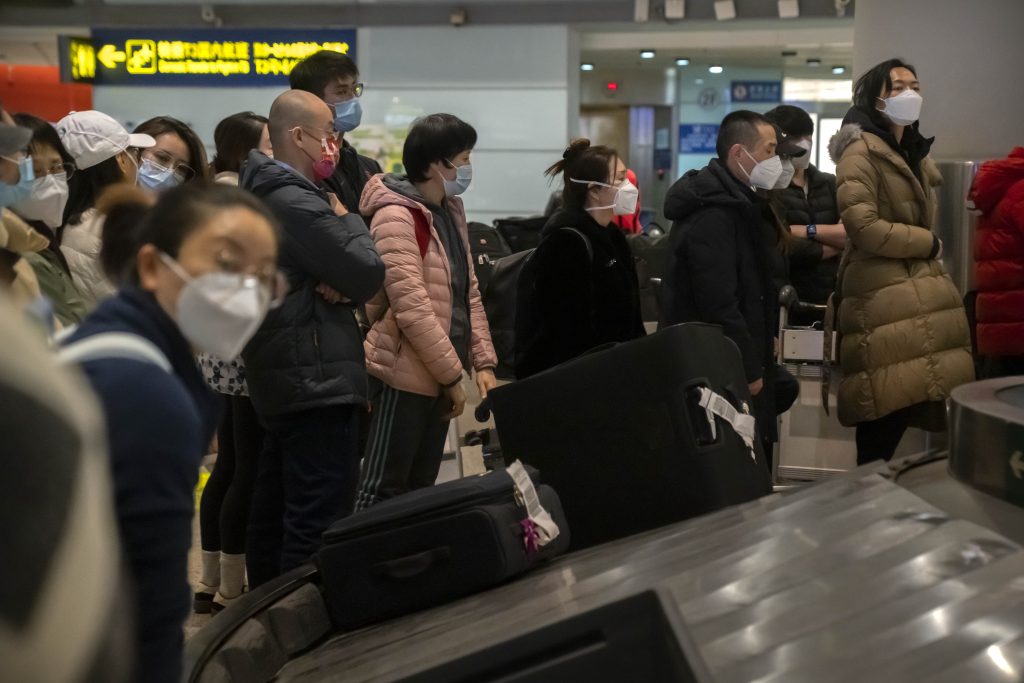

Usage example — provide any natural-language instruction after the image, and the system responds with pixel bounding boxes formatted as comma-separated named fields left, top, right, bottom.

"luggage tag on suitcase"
left=696, top=387, right=758, bottom=462
left=506, top=460, right=561, bottom=555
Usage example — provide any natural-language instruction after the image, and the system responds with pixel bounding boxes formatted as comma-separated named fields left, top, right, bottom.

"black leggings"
left=200, top=395, right=264, bottom=555
left=855, top=405, right=915, bottom=466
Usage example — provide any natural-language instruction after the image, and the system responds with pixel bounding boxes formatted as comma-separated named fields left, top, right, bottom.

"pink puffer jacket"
left=360, top=174, right=497, bottom=397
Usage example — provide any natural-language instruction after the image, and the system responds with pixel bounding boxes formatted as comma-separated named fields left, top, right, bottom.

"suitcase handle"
left=371, top=547, right=452, bottom=580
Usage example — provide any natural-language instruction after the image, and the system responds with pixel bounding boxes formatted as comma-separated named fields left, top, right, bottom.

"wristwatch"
left=806, top=223, right=817, bottom=240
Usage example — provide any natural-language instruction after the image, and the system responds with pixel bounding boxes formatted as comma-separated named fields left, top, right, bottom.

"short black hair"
left=403, top=114, right=477, bottom=183
left=289, top=50, right=359, bottom=98
left=716, top=110, right=773, bottom=159
left=133, top=116, right=210, bottom=182
left=212, top=111, right=268, bottom=175
left=544, top=139, right=618, bottom=213
left=853, top=58, right=917, bottom=131
left=12, top=113, right=74, bottom=166
left=764, top=105, right=814, bottom=138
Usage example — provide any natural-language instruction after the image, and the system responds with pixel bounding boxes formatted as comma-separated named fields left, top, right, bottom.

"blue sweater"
left=67, top=288, right=220, bottom=683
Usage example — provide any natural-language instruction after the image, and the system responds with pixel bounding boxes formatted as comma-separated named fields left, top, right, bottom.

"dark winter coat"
left=514, top=207, right=645, bottom=379
left=659, top=158, right=779, bottom=440
left=970, top=147, right=1024, bottom=357
left=771, top=165, right=841, bottom=305
left=66, top=287, right=221, bottom=683
left=240, top=151, right=385, bottom=416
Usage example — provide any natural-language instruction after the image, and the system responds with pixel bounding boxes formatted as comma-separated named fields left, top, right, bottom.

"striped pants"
left=355, top=379, right=450, bottom=511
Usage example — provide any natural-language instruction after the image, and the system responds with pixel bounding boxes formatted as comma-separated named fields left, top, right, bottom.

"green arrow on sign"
left=97, top=44, right=126, bottom=69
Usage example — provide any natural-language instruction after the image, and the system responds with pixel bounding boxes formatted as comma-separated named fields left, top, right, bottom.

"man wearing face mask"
left=289, top=50, right=381, bottom=221
left=765, top=106, right=846, bottom=322
left=241, top=89, right=385, bottom=585
left=661, top=110, right=807, bottom=470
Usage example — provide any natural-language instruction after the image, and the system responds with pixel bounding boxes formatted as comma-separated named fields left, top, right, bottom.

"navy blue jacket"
left=240, top=151, right=385, bottom=416
left=67, top=287, right=219, bottom=683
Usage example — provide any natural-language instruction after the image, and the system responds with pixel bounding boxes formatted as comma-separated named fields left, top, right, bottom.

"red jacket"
left=971, top=147, right=1024, bottom=356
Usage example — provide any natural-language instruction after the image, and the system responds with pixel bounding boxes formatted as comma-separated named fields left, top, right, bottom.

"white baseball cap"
left=55, top=110, right=156, bottom=170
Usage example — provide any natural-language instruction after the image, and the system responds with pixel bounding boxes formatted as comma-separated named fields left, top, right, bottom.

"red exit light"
left=606, top=81, right=618, bottom=92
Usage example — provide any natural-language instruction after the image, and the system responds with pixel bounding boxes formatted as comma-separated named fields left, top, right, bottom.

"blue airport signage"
left=71, top=28, right=357, bottom=86
left=679, top=124, right=719, bottom=154
left=730, top=80, right=782, bottom=103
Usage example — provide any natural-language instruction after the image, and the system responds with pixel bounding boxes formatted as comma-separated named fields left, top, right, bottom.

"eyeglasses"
left=213, top=251, right=290, bottom=308
left=142, top=148, right=196, bottom=182
left=337, top=82, right=364, bottom=99
left=41, top=161, right=76, bottom=180
left=293, top=126, right=341, bottom=145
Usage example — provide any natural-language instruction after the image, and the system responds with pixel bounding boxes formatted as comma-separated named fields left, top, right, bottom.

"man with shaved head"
left=241, top=88, right=385, bottom=586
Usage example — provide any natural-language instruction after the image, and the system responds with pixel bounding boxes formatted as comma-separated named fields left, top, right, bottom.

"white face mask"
left=571, top=178, right=640, bottom=216
left=160, top=253, right=270, bottom=360
left=740, top=148, right=784, bottom=190
left=791, top=139, right=813, bottom=170
left=774, top=158, right=796, bottom=189
left=442, top=160, right=472, bottom=197
left=877, top=89, right=923, bottom=127
left=12, top=172, right=69, bottom=228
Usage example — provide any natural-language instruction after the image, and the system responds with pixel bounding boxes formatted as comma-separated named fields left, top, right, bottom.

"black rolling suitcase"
left=493, top=215, right=547, bottom=253
left=467, top=221, right=511, bottom=294
left=318, top=463, right=570, bottom=631
left=483, top=323, right=771, bottom=551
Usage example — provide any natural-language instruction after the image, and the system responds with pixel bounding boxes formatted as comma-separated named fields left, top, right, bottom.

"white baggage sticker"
left=697, top=387, right=758, bottom=462
left=506, top=460, right=560, bottom=550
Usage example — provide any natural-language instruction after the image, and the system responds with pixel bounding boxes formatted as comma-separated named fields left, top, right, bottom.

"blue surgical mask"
left=333, top=99, right=363, bottom=133
left=442, top=160, right=472, bottom=197
left=138, top=157, right=180, bottom=192
left=0, top=155, right=36, bottom=207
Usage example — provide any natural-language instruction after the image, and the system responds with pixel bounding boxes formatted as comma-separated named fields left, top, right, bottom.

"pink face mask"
left=312, top=137, right=338, bottom=181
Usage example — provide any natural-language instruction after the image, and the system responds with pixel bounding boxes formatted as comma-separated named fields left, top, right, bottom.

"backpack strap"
left=59, top=332, right=173, bottom=373
left=406, top=207, right=431, bottom=259
left=559, top=227, right=594, bottom=263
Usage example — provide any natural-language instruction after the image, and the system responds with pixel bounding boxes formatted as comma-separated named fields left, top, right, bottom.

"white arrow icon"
left=1011, top=451, right=1024, bottom=480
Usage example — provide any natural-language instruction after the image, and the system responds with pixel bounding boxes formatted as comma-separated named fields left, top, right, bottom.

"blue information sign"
left=679, top=124, right=719, bottom=154
left=81, top=28, right=357, bottom=86
left=730, top=80, right=782, bottom=103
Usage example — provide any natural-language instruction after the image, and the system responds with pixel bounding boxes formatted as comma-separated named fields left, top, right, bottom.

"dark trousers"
left=355, top=380, right=450, bottom=511
left=246, top=404, right=358, bottom=588
left=855, top=405, right=915, bottom=466
left=199, top=394, right=263, bottom=555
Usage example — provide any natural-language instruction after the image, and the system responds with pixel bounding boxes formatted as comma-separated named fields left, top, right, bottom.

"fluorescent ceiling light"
left=581, top=63, right=595, bottom=72
left=640, top=50, right=656, bottom=59
left=709, top=65, right=724, bottom=74
left=675, top=57, right=690, bottom=66
left=831, top=65, right=846, bottom=74
left=806, top=58, right=822, bottom=67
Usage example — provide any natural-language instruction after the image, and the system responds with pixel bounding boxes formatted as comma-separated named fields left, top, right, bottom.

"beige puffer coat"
left=360, top=174, right=497, bottom=398
left=829, top=122, right=974, bottom=426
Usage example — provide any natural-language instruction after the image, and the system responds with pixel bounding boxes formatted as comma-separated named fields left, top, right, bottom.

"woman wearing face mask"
left=514, top=139, right=646, bottom=380
left=828, top=58, right=973, bottom=464
left=6, top=113, right=88, bottom=326
left=356, top=113, right=498, bottom=510
left=194, top=110, right=271, bottom=613
left=61, top=182, right=282, bottom=683
left=58, top=110, right=156, bottom=309
left=133, top=116, right=209, bottom=192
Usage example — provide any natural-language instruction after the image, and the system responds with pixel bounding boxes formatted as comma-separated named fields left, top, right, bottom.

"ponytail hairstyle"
left=211, top=111, right=268, bottom=175
left=97, top=181, right=280, bottom=286
left=544, top=139, right=619, bottom=212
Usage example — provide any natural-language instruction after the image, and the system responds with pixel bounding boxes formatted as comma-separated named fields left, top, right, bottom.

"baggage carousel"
left=187, top=377, right=1024, bottom=682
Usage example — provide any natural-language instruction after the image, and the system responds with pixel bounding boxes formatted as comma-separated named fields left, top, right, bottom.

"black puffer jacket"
left=771, top=165, right=841, bottom=305
left=240, top=151, right=385, bottom=416
left=514, top=208, right=645, bottom=379
left=659, top=159, right=778, bottom=439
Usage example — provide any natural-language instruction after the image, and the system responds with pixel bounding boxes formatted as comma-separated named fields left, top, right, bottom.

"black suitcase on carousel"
left=483, top=323, right=771, bottom=551
left=318, top=464, right=570, bottom=631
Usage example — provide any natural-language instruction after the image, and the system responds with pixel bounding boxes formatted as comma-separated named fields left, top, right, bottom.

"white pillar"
left=854, top=0, right=1024, bottom=160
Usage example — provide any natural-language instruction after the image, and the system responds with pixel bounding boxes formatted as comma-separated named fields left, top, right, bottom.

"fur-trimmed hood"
left=828, top=123, right=864, bottom=165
